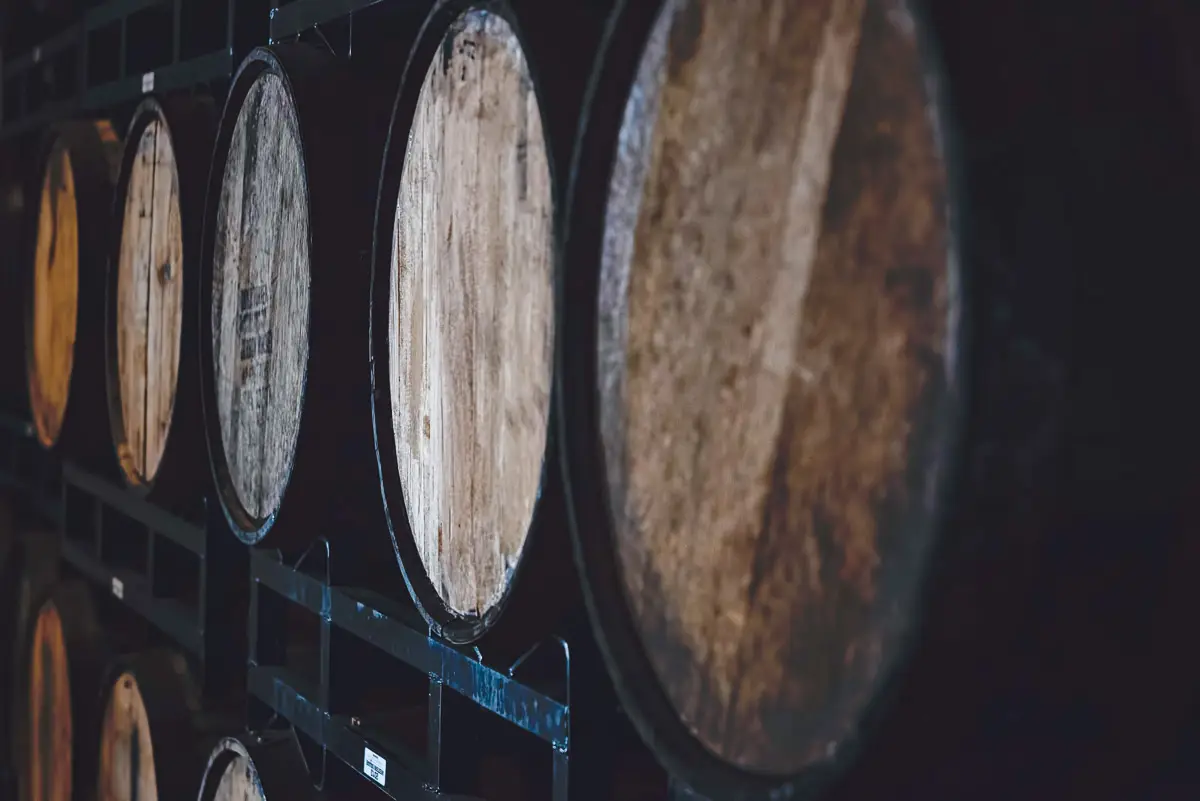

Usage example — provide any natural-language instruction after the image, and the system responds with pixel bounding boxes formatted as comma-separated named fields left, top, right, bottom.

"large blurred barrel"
left=196, top=733, right=320, bottom=801
left=199, top=46, right=387, bottom=557
left=25, top=120, right=121, bottom=468
left=104, top=96, right=216, bottom=512
left=560, top=0, right=1200, bottom=798
left=96, top=648, right=226, bottom=801
left=370, top=0, right=569, bottom=646
left=14, top=581, right=108, bottom=801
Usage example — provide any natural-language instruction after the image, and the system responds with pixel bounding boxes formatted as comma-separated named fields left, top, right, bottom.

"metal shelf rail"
left=248, top=541, right=605, bottom=801
left=0, top=413, right=247, bottom=697
left=0, top=0, right=250, bottom=138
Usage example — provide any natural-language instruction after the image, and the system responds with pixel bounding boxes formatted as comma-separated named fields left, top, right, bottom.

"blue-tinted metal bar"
left=250, top=549, right=331, bottom=618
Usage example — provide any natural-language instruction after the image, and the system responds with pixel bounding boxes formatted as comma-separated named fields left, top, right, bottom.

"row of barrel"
left=2, top=0, right=1200, bottom=798
left=0, top=496, right=323, bottom=801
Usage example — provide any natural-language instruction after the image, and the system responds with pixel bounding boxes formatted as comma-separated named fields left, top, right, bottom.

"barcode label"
left=142, top=72, right=155, bottom=93
left=111, top=577, right=124, bottom=600
left=363, top=747, right=386, bottom=786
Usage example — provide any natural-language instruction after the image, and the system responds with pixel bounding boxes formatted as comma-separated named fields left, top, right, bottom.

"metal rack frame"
left=0, top=0, right=243, bottom=138
left=248, top=542, right=591, bottom=801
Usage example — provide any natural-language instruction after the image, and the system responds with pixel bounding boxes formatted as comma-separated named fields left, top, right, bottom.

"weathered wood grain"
left=390, top=10, right=554, bottom=618
left=598, top=0, right=951, bottom=774
left=28, top=146, right=79, bottom=449
left=116, top=120, right=184, bottom=485
left=26, top=600, right=72, bottom=801
left=212, top=72, right=311, bottom=522
left=97, top=672, right=157, bottom=801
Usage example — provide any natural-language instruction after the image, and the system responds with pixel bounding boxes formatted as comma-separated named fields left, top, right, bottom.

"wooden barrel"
left=1, top=523, right=60, bottom=800
left=560, top=0, right=1200, bottom=798
left=196, top=733, right=321, bottom=801
left=199, top=46, right=388, bottom=559
left=15, top=580, right=109, bottom=801
left=25, top=120, right=122, bottom=467
left=370, top=0, right=576, bottom=646
left=96, top=648, right=227, bottom=801
left=104, top=96, right=217, bottom=511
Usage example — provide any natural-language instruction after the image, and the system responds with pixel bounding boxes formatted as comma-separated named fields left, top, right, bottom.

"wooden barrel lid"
left=389, top=7, right=554, bottom=619
left=25, top=598, right=72, bottom=801
left=114, top=117, right=184, bottom=487
left=596, top=0, right=953, bottom=776
left=28, top=142, right=79, bottom=449
left=197, top=736, right=316, bottom=801
left=211, top=70, right=311, bottom=525
left=97, top=671, right=156, bottom=801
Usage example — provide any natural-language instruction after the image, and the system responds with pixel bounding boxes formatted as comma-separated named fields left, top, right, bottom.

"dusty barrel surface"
left=15, top=581, right=109, bottom=801
left=372, top=0, right=569, bottom=646
left=26, top=121, right=121, bottom=465
left=105, top=96, right=217, bottom=508
left=96, top=648, right=223, bottom=801
left=201, top=46, right=389, bottom=551
left=196, top=734, right=320, bottom=801
left=561, top=0, right=1200, bottom=798
left=561, top=0, right=957, bottom=795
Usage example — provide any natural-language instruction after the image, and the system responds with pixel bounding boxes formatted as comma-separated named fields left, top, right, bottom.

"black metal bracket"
left=249, top=542, right=577, bottom=801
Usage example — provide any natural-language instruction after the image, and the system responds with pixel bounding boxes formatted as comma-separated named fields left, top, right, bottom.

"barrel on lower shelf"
left=560, top=0, right=1200, bottom=799
left=196, top=733, right=322, bottom=801
left=198, top=44, right=392, bottom=576
left=104, top=95, right=217, bottom=512
left=14, top=580, right=109, bottom=801
left=369, top=0, right=576, bottom=649
left=1, top=518, right=60, bottom=799
left=25, top=120, right=122, bottom=472
left=96, top=648, right=233, bottom=801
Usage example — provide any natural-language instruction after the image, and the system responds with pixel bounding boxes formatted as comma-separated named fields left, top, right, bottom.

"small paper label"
left=111, top=577, right=124, bottom=600
left=32, top=47, right=42, bottom=64
left=141, top=72, right=154, bottom=93
left=363, top=747, right=386, bottom=786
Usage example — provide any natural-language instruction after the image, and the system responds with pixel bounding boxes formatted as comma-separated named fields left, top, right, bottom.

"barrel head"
left=97, top=672, right=157, bottom=801
left=24, top=599, right=72, bottom=801
left=28, top=144, right=78, bottom=450
left=211, top=70, right=311, bottom=528
left=388, top=7, right=554, bottom=625
left=115, top=117, right=184, bottom=487
left=591, top=0, right=957, bottom=781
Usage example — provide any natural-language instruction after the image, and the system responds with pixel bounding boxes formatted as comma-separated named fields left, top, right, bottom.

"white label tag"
left=363, top=747, right=386, bottom=786
left=32, top=47, right=41, bottom=64
left=111, top=577, right=124, bottom=600
left=141, top=72, right=154, bottom=93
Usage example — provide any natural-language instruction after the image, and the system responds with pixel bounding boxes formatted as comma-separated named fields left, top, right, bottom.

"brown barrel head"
left=28, top=145, right=79, bottom=449
left=97, top=672, right=157, bottom=801
left=598, top=0, right=953, bottom=774
left=390, top=9, right=554, bottom=619
left=212, top=71, right=311, bottom=524
left=25, top=601, right=72, bottom=801
left=115, top=120, right=185, bottom=486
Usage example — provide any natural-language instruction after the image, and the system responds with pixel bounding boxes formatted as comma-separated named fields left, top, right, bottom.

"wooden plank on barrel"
left=27, top=599, right=72, bottom=801
left=145, top=122, right=184, bottom=482
left=29, top=146, right=79, bottom=449
left=116, top=123, right=157, bottom=479
left=97, top=672, right=156, bottom=801
left=212, top=72, right=311, bottom=522
left=598, top=0, right=951, bottom=775
left=390, top=9, right=554, bottom=618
